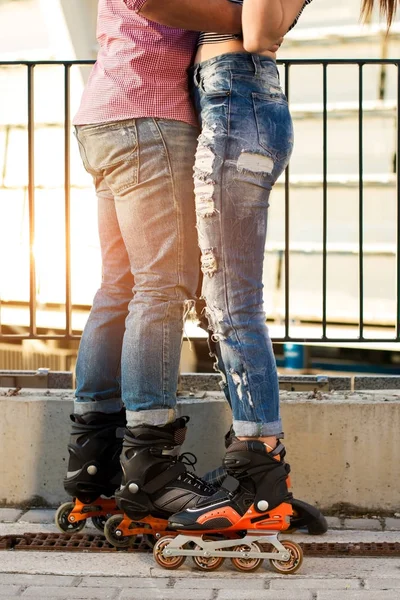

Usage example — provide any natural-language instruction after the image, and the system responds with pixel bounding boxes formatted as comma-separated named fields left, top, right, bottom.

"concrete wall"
left=0, top=387, right=399, bottom=514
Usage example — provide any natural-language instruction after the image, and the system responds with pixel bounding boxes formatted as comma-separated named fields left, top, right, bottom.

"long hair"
left=361, top=0, right=398, bottom=27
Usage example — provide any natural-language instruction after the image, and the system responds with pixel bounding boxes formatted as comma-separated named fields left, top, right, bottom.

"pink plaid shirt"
left=73, top=0, right=199, bottom=127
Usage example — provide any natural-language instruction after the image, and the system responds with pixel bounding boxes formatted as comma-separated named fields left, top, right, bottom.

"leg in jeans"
left=74, top=118, right=200, bottom=425
left=74, top=177, right=133, bottom=416
left=192, top=54, right=293, bottom=438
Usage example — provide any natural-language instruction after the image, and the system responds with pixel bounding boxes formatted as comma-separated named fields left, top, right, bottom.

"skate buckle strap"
left=221, top=475, right=239, bottom=494
left=142, top=461, right=187, bottom=495
left=270, top=442, right=285, bottom=458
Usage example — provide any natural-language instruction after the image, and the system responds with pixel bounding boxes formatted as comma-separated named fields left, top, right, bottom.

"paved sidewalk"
left=0, top=510, right=399, bottom=599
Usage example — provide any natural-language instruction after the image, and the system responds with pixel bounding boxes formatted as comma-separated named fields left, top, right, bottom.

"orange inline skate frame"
left=153, top=502, right=303, bottom=574
left=104, top=513, right=172, bottom=548
left=55, top=498, right=122, bottom=533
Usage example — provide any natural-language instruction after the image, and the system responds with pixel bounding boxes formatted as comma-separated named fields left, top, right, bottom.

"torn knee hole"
left=201, top=249, right=217, bottom=276
left=230, top=369, right=253, bottom=406
left=237, top=152, right=274, bottom=175
left=195, top=144, right=216, bottom=173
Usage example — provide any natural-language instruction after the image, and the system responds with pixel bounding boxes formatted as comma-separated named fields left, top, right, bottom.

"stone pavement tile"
left=0, top=549, right=153, bottom=577
left=0, top=585, right=22, bottom=597
left=325, top=517, right=342, bottom=529
left=79, top=576, right=170, bottom=589
left=0, top=509, right=24, bottom=522
left=119, top=590, right=213, bottom=600
left=173, top=577, right=265, bottom=590
left=0, top=523, right=59, bottom=536
left=385, top=518, right=400, bottom=531
left=285, top=531, right=398, bottom=545
left=22, top=586, right=117, bottom=598
left=19, top=510, right=56, bottom=524
left=365, top=579, right=400, bottom=589
left=216, top=591, right=312, bottom=600
left=317, top=592, right=399, bottom=599
left=0, top=574, right=77, bottom=586
left=270, top=578, right=361, bottom=590
left=342, top=519, right=382, bottom=531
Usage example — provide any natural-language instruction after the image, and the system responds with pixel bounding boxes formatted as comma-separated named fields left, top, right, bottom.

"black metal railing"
left=0, top=59, right=399, bottom=343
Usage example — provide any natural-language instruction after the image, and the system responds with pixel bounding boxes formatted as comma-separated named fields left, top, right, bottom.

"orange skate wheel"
left=153, top=536, right=186, bottom=570
left=269, top=540, right=303, bottom=574
left=230, top=542, right=263, bottom=572
left=192, top=537, right=224, bottom=571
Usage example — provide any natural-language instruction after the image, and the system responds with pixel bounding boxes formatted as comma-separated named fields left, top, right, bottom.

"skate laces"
left=177, top=453, right=215, bottom=493
left=179, top=452, right=197, bottom=470
left=178, top=470, right=215, bottom=493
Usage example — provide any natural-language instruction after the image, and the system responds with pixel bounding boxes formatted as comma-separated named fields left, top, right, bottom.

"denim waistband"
left=190, top=52, right=277, bottom=76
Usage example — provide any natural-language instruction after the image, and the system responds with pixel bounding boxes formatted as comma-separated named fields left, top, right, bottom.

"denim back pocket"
left=75, top=122, right=138, bottom=195
left=252, top=92, right=294, bottom=167
left=198, top=67, right=232, bottom=98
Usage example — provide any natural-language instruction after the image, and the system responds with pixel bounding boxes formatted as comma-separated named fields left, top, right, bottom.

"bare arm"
left=124, top=0, right=242, bottom=34
left=242, top=0, right=305, bottom=52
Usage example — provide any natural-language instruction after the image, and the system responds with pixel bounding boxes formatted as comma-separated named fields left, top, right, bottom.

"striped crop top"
left=198, top=0, right=313, bottom=46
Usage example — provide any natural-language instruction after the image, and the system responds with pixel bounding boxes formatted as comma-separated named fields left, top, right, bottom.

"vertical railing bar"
left=322, top=63, right=328, bottom=339
left=358, top=63, right=364, bottom=340
left=396, top=62, right=400, bottom=340
left=27, top=64, right=37, bottom=337
left=284, top=61, right=290, bottom=340
left=64, top=64, right=72, bottom=337
left=1, top=59, right=399, bottom=343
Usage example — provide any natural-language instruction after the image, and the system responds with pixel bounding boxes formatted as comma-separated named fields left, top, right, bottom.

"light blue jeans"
left=191, top=53, right=294, bottom=437
left=74, top=118, right=200, bottom=427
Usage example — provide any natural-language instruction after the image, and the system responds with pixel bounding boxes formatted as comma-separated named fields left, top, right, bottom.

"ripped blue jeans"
left=190, top=53, right=294, bottom=437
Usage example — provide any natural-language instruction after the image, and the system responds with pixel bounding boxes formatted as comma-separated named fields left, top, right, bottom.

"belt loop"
left=251, top=55, right=260, bottom=75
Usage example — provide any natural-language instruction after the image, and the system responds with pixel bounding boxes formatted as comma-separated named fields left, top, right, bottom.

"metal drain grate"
left=0, top=533, right=151, bottom=553
left=261, top=541, right=400, bottom=557
left=0, top=534, right=399, bottom=556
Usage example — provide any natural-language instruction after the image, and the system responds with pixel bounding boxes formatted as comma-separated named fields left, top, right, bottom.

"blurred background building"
left=0, top=0, right=399, bottom=376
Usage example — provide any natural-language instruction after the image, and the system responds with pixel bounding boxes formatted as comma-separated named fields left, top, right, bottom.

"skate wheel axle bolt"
left=128, top=483, right=139, bottom=494
left=69, top=516, right=75, bottom=522
left=87, top=465, right=98, bottom=476
left=257, top=500, right=269, bottom=512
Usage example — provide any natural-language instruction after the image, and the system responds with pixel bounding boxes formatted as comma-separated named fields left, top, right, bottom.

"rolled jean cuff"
left=74, top=398, right=124, bottom=415
left=233, top=419, right=283, bottom=438
left=126, top=408, right=177, bottom=428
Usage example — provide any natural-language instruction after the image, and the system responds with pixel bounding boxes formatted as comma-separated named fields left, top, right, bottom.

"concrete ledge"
left=180, top=373, right=352, bottom=392
left=354, top=376, right=400, bottom=390
left=0, top=384, right=399, bottom=512
left=0, top=370, right=73, bottom=389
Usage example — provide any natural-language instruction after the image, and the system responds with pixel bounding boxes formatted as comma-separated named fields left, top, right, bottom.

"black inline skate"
left=104, top=417, right=217, bottom=548
left=153, top=437, right=304, bottom=573
left=55, top=409, right=126, bottom=533
left=203, top=427, right=328, bottom=535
